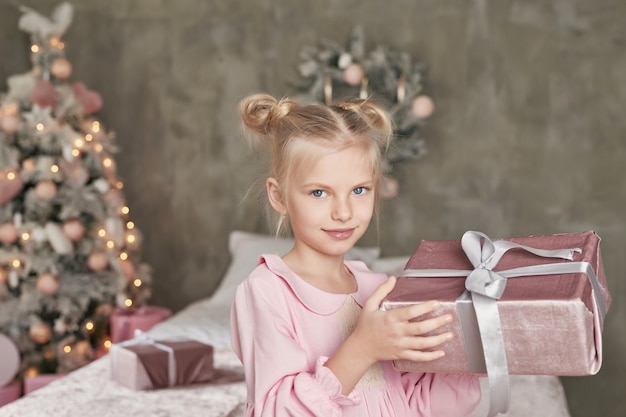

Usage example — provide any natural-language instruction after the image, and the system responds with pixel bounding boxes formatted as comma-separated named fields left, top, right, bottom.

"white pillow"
left=149, top=231, right=381, bottom=348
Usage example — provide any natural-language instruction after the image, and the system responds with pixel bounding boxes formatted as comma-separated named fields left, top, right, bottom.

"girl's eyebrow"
left=300, top=179, right=375, bottom=189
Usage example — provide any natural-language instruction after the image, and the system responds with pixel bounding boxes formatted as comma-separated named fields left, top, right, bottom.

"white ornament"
left=93, top=178, right=110, bottom=194
left=8, top=271, right=19, bottom=288
left=44, top=222, right=73, bottom=254
left=337, top=52, right=353, bottom=69
left=31, top=226, right=47, bottom=243
left=105, top=217, right=125, bottom=247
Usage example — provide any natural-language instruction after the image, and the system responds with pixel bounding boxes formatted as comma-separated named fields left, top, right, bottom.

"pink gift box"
left=23, top=373, right=67, bottom=395
left=382, top=230, right=612, bottom=376
left=110, top=339, right=215, bottom=390
left=110, top=305, right=172, bottom=343
left=0, top=379, right=21, bottom=407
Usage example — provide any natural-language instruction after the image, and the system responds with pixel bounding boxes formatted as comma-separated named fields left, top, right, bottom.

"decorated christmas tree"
left=0, top=2, right=151, bottom=377
left=294, top=27, right=435, bottom=198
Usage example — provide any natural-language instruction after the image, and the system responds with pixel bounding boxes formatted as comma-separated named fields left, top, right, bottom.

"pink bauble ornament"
left=50, top=58, right=72, bottom=80
left=29, top=79, right=57, bottom=108
left=29, top=322, right=52, bottom=344
left=62, top=219, right=85, bottom=241
left=87, top=251, right=109, bottom=272
left=411, top=95, right=435, bottom=119
left=71, top=82, right=103, bottom=116
left=0, top=114, right=22, bottom=134
left=0, top=333, right=20, bottom=387
left=0, top=222, right=18, bottom=244
left=379, top=176, right=399, bottom=199
left=36, top=273, right=59, bottom=296
left=34, top=180, right=57, bottom=201
left=343, top=63, right=365, bottom=87
left=0, top=174, right=24, bottom=205
left=118, top=258, right=136, bottom=279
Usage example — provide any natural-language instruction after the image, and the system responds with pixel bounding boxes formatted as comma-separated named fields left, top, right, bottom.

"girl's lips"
left=325, top=229, right=354, bottom=240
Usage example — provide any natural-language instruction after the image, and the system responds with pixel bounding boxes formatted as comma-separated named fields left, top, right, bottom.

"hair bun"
left=239, top=93, right=297, bottom=136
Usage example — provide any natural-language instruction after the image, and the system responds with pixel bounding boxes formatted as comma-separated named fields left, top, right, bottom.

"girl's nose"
left=331, top=197, right=352, bottom=222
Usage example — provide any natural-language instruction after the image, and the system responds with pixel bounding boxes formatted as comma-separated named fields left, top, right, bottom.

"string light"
left=51, top=164, right=59, bottom=173
left=21, top=232, right=30, bottom=241
left=126, top=234, right=136, bottom=244
left=115, top=181, right=124, bottom=190
left=126, top=221, right=135, bottom=230
left=24, top=367, right=39, bottom=378
left=103, top=157, right=112, bottom=168
left=71, top=148, right=80, bottom=157
left=91, top=121, right=100, bottom=133
left=121, top=206, right=129, bottom=215
left=133, top=279, right=142, bottom=287
left=11, top=259, right=20, bottom=268
left=85, top=133, right=93, bottom=142
left=36, top=123, right=44, bottom=131
left=94, top=143, right=103, bottom=153
left=84, top=320, right=95, bottom=332
left=103, top=339, right=112, bottom=350
left=119, top=252, right=128, bottom=261
left=97, top=228, right=106, bottom=238
left=124, top=298, right=133, bottom=307
left=74, top=138, right=85, bottom=149
left=30, top=45, right=39, bottom=53
left=106, top=240, right=115, bottom=249
left=63, top=345, right=72, bottom=353
left=6, top=171, right=16, bottom=180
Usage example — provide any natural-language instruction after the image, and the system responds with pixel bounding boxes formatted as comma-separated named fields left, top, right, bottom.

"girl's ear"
left=266, top=177, right=287, bottom=216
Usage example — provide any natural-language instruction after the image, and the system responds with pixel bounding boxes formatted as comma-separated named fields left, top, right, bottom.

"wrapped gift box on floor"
left=0, top=380, right=21, bottom=407
left=23, top=373, right=67, bottom=395
left=110, top=305, right=172, bottom=343
left=382, top=230, right=612, bottom=376
left=110, top=338, right=215, bottom=390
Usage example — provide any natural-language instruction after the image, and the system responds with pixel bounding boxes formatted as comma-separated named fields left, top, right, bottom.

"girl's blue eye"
left=311, top=190, right=325, bottom=198
left=353, top=187, right=365, bottom=195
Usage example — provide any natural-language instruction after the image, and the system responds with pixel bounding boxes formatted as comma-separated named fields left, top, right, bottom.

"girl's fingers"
left=364, top=276, right=397, bottom=311
left=399, top=332, right=454, bottom=362
left=405, top=313, right=453, bottom=336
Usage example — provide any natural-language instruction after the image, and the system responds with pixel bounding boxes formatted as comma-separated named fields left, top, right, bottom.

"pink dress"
left=231, top=254, right=481, bottom=417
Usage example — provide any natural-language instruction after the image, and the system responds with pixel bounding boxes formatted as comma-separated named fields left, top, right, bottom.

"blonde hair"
left=239, top=93, right=393, bottom=235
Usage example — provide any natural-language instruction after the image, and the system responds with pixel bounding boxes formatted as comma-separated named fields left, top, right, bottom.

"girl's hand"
left=351, top=276, right=454, bottom=365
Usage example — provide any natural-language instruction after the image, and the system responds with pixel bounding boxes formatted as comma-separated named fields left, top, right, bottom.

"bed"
left=0, top=231, right=573, bottom=417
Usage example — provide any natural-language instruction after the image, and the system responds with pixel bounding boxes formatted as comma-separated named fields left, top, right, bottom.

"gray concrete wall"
left=1, top=1, right=624, bottom=415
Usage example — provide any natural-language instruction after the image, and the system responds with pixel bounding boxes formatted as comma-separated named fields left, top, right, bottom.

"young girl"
left=231, top=93, right=481, bottom=417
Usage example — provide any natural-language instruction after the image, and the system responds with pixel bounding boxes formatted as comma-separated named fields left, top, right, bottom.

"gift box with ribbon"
left=382, top=230, right=611, bottom=417
left=110, top=336, right=215, bottom=390
left=109, top=305, right=172, bottom=343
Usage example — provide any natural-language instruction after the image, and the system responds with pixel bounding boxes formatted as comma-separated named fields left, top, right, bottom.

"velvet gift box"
left=110, top=338, right=215, bottom=390
left=109, top=305, right=172, bottom=343
left=382, top=230, right=611, bottom=376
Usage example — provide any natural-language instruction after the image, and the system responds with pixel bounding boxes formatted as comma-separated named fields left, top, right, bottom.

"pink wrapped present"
left=382, top=230, right=611, bottom=416
left=110, top=337, right=215, bottom=390
left=23, top=373, right=67, bottom=395
left=109, top=305, right=172, bottom=343
left=0, top=379, right=21, bottom=407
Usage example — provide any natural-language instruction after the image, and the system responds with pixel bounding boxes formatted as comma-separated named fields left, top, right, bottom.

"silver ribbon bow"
left=400, top=231, right=606, bottom=417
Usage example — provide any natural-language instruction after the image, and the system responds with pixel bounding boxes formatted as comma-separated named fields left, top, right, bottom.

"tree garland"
left=293, top=27, right=435, bottom=198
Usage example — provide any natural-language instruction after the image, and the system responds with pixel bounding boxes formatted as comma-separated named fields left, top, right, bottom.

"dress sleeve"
left=401, top=371, right=482, bottom=417
left=231, top=273, right=359, bottom=416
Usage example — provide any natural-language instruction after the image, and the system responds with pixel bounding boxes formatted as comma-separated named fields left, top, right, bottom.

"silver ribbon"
left=399, top=231, right=606, bottom=417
